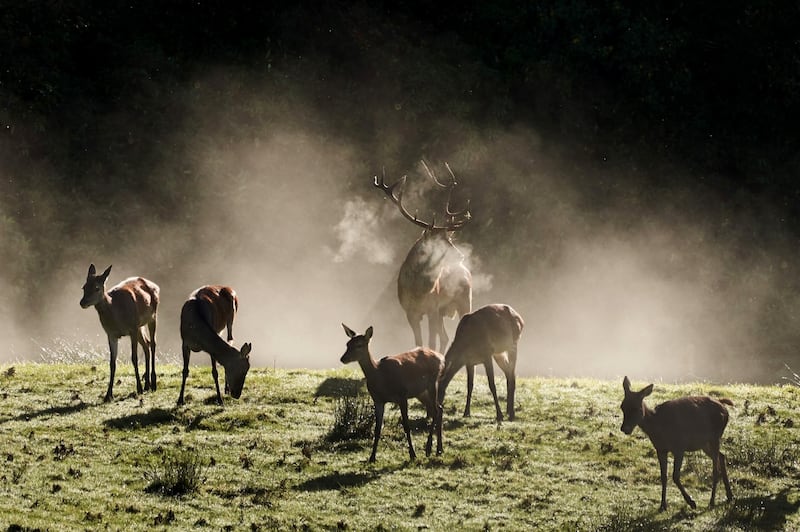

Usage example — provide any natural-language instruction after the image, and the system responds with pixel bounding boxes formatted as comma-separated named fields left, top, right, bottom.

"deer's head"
left=340, top=324, right=373, bottom=364
left=620, top=376, right=654, bottom=434
left=226, top=342, right=252, bottom=399
left=80, top=264, right=112, bottom=308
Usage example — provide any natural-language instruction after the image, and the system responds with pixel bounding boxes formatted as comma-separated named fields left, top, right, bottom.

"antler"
left=374, top=162, right=471, bottom=231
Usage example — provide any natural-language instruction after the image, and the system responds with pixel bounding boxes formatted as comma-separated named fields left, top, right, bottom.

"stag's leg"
left=105, top=337, right=119, bottom=403
left=657, top=449, right=669, bottom=511
left=464, top=364, right=475, bottom=417
left=672, top=451, right=697, bottom=509
left=406, top=312, right=423, bottom=347
left=369, top=402, right=385, bottom=463
left=148, top=318, right=157, bottom=391
left=495, top=348, right=518, bottom=421
left=706, top=445, right=720, bottom=508
left=130, top=334, right=143, bottom=395
left=210, top=358, right=224, bottom=405
left=484, top=361, right=503, bottom=422
left=434, top=386, right=443, bottom=455
left=177, top=344, right=190, bottom=405
left=398, top=398, right=416, bottom=461
left=422, top=388, right=441, bottom=456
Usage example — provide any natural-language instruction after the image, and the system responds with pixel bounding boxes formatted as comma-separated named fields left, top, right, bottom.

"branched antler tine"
left=444, top=162, right=458, bottom=186
left=421, top=159, right=449, bottom=189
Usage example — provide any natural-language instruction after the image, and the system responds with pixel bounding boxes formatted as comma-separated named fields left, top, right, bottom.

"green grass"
left=0, top=363, right=798, bottom=531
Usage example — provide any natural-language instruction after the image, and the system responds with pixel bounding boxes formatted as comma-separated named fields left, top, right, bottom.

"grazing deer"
left=374, top=161, right=472, bottom=353
left=620, top=376, right=734, bottom=511
left=178, top=286, right=251, bottom=405
left=438, top=304, right=524, bottom=422
left=79, top=264, right=159, bottom=402
left=340, top=324, right=444, bottom=462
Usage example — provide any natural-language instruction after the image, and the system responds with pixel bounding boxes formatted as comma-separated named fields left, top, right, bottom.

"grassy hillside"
left=0, top=363, right=798, bottom=531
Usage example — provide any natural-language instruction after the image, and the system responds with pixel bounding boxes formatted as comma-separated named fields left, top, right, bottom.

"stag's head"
left=620, top=376, right=654, bottom=435
left=373, top=161, right=471, bottom=236
left=80, top=264, right=112, bottom=308
left=227, top=342, right=252, bottom=399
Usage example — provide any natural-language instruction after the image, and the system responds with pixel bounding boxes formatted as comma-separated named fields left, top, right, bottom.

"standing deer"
left=620, top=376, right=734, bottom=511
left=374, top=161, right=472, bottom=353
left=79, top=264, right=159, bottom=402
left=340, top=324, right=444, bottom=462
left=438, top=304, right=524, bottom=422
left=178, top=285, right=251, bottom=405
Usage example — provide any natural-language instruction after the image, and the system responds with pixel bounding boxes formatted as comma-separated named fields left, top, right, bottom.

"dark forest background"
left=1, top=1, right=799, bottom=382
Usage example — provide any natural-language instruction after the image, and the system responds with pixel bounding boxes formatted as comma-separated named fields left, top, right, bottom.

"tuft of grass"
left=326, top=392, right=374, bottom=443
left=144, top=448, right=207, bottom=496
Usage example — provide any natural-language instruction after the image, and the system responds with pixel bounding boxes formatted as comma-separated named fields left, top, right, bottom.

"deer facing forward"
left=340, top=324, right=444, bottom=462
left=80, top=264, right=159, bottom=402
left=620, top=376, right=734, bottom=511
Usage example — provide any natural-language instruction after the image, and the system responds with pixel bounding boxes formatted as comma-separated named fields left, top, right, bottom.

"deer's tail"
left=720, top=398, right=734, bottom=407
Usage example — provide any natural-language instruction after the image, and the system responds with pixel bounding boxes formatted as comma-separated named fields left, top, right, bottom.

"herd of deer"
left=78, top=163, right=733, bottom=511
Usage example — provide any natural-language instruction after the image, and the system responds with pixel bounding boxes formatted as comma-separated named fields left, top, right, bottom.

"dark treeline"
left=1, top=1, right=799, bottom=378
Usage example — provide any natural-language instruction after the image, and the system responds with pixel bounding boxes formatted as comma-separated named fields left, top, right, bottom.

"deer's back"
left=103, top=277, right=159, bottom=334
left=448, top=304, right=523, bottom=361
left=646, top=396, right=730, bottom=452
left=372, top=348, right=444, bottom=403
left=190, top=285, right=237, bottom=334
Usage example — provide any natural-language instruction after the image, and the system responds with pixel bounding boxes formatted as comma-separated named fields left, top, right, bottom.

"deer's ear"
left=342, top=323, right=356, bottom=338
left=622, top=376, right=631, bottom=393
left=364, top=326, right=373, bottom=340
left=87, top=264, right=97, bottom=278
left=101, top=265, right=112, bottom=281
left=241, top=343, right=252, bottom=358
left=641, top=384, right=654, bottom=397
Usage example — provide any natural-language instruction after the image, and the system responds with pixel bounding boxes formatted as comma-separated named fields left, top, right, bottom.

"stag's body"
left=178, top=286, right=251, bottom=405
left=398, top=231, right=472, bottom=352
left=340, top=324, right=444, bottom=462
left=80, top=264, right=159, bottom=402
left=374, top=161, right=472, bottom=353
left=438, top=304, right=524, bottom=422
left=620, top=376, right=734, bottom=511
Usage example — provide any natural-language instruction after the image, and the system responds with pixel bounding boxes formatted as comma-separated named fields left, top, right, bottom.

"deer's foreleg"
left=464, top=364, right=475, bottom=417
left=657, top=449, right=669, bottom=511
left=105, top=337, right=119, bottom=402
left=369, top=402, right=385, bottom=463
left=211, top=358, right=224, bottom=405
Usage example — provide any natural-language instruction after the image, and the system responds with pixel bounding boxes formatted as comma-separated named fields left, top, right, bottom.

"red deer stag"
left=79, top=264, right=159, bottom=402
left=374, top=161, right=472, bottom=353
left=340, top=324, right=444, bottom=462
left=438, top=304, right=524, bottom=422
left=620, top=376, right=734, bottom=511
left=178, top=286, right=251, bottom=405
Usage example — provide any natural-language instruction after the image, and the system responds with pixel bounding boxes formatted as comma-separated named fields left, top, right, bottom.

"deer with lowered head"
left=340, top=324, right=444, bottom=462
left=80, top=264, right=159, bottom=402
left=374, top=160, right=472, bottom=353
left=620, top=376, right=734, bottom=511
left=178, top=285, right=251, bottom=405
left=438, top=304, right=524, bottom=422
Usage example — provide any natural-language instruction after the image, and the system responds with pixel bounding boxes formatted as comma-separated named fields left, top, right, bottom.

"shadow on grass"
left=715, top=489, right=800, bottom=530
left=296, top=466, right=403, bottom=492
left=314, top=377, right=364, bottom=399
left=7, top=401, right=92, bottom=424
left=103, top=408, right=176, bottom=430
